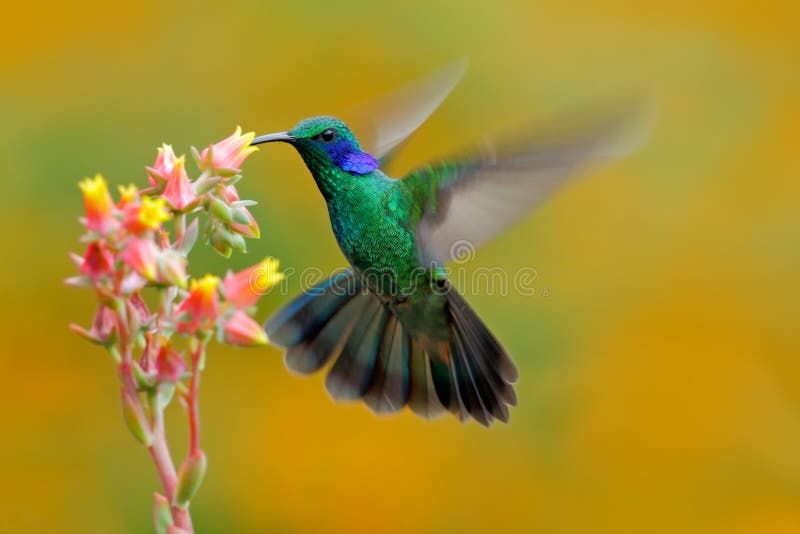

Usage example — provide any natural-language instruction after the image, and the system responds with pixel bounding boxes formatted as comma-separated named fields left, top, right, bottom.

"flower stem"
left=187, top=342, right=205, bottom=455
left=175, top=213, right=186, bottom=245
left=115, top=287, right=195, bottom=532
left=148, top=396, right=193, bottom=532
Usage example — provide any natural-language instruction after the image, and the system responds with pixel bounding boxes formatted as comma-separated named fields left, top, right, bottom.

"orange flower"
left=79, top=174, right=118, bottom=234
left=223, top=310, right=267, bottom=346
left=222, top=257, right=284, bottom=309
left=117, top=184, right=139, bottom=208
left=176, top=275, right=220, bottom=333
left=196, top=127, right=257, bottom=175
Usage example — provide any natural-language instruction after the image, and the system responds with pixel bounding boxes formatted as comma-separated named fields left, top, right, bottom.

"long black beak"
left=251, top=132, right=295, bottom=145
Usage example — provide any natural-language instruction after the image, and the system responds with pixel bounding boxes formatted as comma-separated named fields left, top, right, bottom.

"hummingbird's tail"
left=264, top=270, right=518, bottom=426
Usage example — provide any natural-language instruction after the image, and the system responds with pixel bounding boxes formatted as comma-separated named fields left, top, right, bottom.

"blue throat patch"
left=323, top=139, right=379, bottom=175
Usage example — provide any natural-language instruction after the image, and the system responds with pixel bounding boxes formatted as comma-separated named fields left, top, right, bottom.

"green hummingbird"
left=253, top=62, right=645, bottom=426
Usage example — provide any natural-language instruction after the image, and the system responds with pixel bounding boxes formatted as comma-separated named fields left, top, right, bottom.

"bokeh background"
left=2, top=1, right=799, bottom=532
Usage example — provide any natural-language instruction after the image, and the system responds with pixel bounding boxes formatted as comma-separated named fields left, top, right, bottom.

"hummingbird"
left=252, top=62, right=646, bottom=426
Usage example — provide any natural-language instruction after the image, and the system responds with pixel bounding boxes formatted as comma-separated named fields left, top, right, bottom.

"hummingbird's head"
left=251, top=116, right=379, bottom=176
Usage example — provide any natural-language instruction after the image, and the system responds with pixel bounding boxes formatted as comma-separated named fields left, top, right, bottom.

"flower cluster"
left=67, top=128, right=282, bottom=534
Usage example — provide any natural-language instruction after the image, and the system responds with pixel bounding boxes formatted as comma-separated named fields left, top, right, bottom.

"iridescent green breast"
left=325, top=171, right=424, bottom=300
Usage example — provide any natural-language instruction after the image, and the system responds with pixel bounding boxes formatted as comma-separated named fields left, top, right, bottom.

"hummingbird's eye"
left=320, top=129, right=336, bottom=143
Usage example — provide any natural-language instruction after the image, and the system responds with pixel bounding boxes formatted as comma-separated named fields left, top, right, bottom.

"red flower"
left=223, top=310, right=267, bottom=346
left=80, top=241, right=116, bottom=280
left=155, top=344, right=186, bottom=383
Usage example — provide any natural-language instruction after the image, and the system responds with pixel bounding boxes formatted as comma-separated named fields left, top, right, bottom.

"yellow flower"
left=138, top=196, right=172, bottom=230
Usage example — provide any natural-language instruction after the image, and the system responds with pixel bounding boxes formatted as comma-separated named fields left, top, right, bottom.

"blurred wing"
left=348, top=59, right=468, bottom=164
left=410, top=101, right=654, bottom=266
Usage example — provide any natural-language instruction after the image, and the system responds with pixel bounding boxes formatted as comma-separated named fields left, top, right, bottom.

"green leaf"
left=178, top=218, right=199, bottom=256
left=173, top=450, right=208, bottom=509
left=209, top=196, right=232, bottom=223
left=153, top=493, right=173, bottom=534
left=120, top=388, right=153, bottom=446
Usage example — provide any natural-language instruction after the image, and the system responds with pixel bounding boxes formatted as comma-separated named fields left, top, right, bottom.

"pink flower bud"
left=79, top=174, right=118, bottom=235
left=162, top=156, right=198, bottom=211
left=146, top=144, right=179, bottom=186
left=129, top=292, right=154, bottom=326
left=175, top=275, right=219, bottom=333
left=155, top=344, right=186, bottom=383
left=80, top=241, right=116, bottom=280
left=196, top=127, right=257, bottom=175
left=222, top=257, right=284, bottom=309
left=223, top=310, right=268, bottom=346
left=69, top=305, right=117, bottom=345
left=122, top=237, right=159, bottom=281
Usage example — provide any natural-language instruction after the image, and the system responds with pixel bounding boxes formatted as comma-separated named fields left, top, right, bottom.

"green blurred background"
left=2, top=1, right=799, bottom=532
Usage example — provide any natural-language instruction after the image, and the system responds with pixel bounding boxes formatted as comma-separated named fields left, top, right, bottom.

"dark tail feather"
left=325, top=298, right=387, bottom=400
left=265, top=272, right=517, bottom=425
left=266, top=269, right=360, bottom=349
left=445, top=285, right=518, bottom=426
left=363, top=316, right=411, bottom=414
left=281, top=291, right=373, bottom=374
left=407, top=338, right=446, bottom=419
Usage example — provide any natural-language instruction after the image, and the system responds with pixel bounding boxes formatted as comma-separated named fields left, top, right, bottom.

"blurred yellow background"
left=1, top=1, right=798, bottom=532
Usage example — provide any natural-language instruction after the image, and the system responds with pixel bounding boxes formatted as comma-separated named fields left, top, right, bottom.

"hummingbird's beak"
left=251, top=132, right=295, bottom=145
